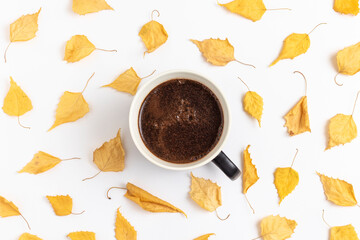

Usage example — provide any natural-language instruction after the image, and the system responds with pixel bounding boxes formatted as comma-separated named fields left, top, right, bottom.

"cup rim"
left=129, top=69, right=230, bottom=170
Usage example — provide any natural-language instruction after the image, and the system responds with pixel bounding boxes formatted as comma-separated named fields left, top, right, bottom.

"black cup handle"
left=212, top=151, right=241, bottom=180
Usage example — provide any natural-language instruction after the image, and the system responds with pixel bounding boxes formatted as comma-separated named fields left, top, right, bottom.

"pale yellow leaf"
left=115, top=208, right=137, bottom=240
left=218, top=0, right=266, bottom=22
left=326, top=114, right=357, bottom=150
left=3, top=77, right=32, bottom=117
left=259, top=215, right=297, bottom=240
left=18, top=151, right=61, bottom=174
left=336, top=42, right=360, bottom=76
left=72, top=0, right=113, bottom=15
left=103, top=68, right=141, bottom=95
left=0, top=196, right=20, bottom=217
left=193, top=233, right=215, bottom=240
left=334, top=0, right=359, bottom=15
left=139, top=20, right=168, bottom=54
left=274, top=168, right=299, bottom=204
left=68, top=231, right=96, bottom=240
left=10, top=9, right=41, bottom=42
left=46, top=195, right=73, bottom=216
left=331, top=224, right=359, bottom=240
left=243, top=145, right=259, bottom=194
left=19, top=233, right=42, bottom=240
left=64, top=35, right=95, bottom=63
left=243, top=91, right=263, bottom=127
left=284, top=96, right=311, bottom=136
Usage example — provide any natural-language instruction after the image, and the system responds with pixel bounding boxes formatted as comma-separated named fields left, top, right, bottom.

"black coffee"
left=138, top=79, right=223, bottom=164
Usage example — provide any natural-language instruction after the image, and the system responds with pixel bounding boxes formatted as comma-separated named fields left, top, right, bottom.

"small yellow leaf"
left=19, top=233, right=42, bottom=240
left=274, top=168, right=299, bottom=204
left=3, top=77, right=32, bottom=117
left=284, top=96, right=311, bottom=136
left=64, top=35, right=95, bottom=63
left=139, top=17, right=168, bottom=54
left=68, top=231, right=96, bottom=240
left=317, top=173, right=358, bottom=206
left=243, top=91, right=263, bottom=127
left=270, top=33, right=310, bottom=66
left=326, top=114, right=357, bottom=150
left=331, top=224, right=359, bottom=240
left=10, top=8, right=41, bottom=42
left=72, top=0, right=113, bottom=15
left=18, top=151, right=61, bottom=174
left=336, top=42, right=360, bottom=76
left=115, top=208, right=137, bottom=240
left=124, top=183, right=186, bottom=216
left=189, top=173, right=221, bottom=212
left=243, top=145, right=259, bottom=194
left=218, top=0, right=266, bottom=22
left=334, top=0, right=359, bottom=15
left=46, top=195, right=73, bottom=216
left=103, top=68, right=141, bottom=95
left=0, top=196, right=30, bottom=229
left=193, top=233, right=215, bottom=240
left=259, top=215, right=297, bottom=240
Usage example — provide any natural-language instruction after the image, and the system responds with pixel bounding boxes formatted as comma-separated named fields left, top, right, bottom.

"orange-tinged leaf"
left=284, top=96, right=311, bottom=136
left=10, top=8, right=41, bottom=42
left=218, top=0, right=266, bottom=22
left=334, top=0, right=359, bottom=15
left=103, top=68, right=141, bottom=95
left=193, top=233, right=215, bottom=240
left=115, top=208, right=137, bottom=240
left=258, top=215, right=297, bottom=240
left=331, top=224, right=359, bottom=240
left=67, top=231, right=96, bottom=240
left=0, top=196, right=30, bottom=229
left=317, top=173, right=358, bottom=206
left=72, top=0, right=113, bottom=15
left=3, top=77, right=32, bottom=117
left=336, top=42, right=360, bottom=76
left=243, top=91, right=263, bottom=127
left=19, top=233, right=42, bottom=240
left=189, top=173, right=221, bottom=212
left=124, top=182, right=186, bottom=216
left=274, top=168, right=299, bottom=204
left=326, top=114, right=357, bottom=150
left=18, top=151, right=61, bottom=174
left=46, top=195, right=73, bottom=216
left=243, top=145, right=259, bottom=194
left=64, top=35, right=95, bottom=63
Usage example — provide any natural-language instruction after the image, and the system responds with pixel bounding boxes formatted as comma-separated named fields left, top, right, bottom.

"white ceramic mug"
left=129, top=70, right=240, bottom=180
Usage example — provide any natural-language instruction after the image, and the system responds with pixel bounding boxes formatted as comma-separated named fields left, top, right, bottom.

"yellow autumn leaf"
left=257, top=215, right=297, bottom=240
left=124, top=182, right=186, bottom=216
left=46, top=195, right=73, bottom=216
left=67, top=231, right=96, bottom=240
left=139, top=10, right=168, bottom=54
left=189, top=173, right=221, bottom=212
left=193, top=233, right=215, bottom=240
left=284, top=96, right=311, bottom=136
left=243, top=91, right=263, bottom=127
left=336, top=42, right=360, bottom=80
left=331, top=224, right=359, bottom=240
left=18, top=151, right=61, bottom=174
left=218, top=0, right=266, bottom=22
left=326, top=114, right=357, bottom=150
left=334, top=0, right=359, bottom=15
left=64, top=35, right=95, bottom=63
left=0, top=196, right=30, bottom=229
left=19, top=233, right=42, bottom=240
left=243, top=145, right=259, bottom=194
left=274, top=168, right=299, bottom=204
left=4, top=8, right=41, bottom=62
left=72, top=0, right=113, bottom=15
left=115, top=208, right=137, bottom=240
left=317, top=173, right=358, bottom=206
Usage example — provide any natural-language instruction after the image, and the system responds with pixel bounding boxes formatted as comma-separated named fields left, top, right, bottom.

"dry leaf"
left=115, top=208, right=137, bottom=240
left=243, top=91, right=263, bottom=127
left=72, top=0, right=113, bottom=15
left=139, top=10, right=168, bottom=54
left=190, top=173, right=221, bottom=212
left=0, top=196, right=30, bottom=229
left=326, top=114, right=357, bottom=150
left=19, top=233, right=42, bottom=240
left=68, top=231, right=96, bottom=240
left=193, top=233, right=215, bottom=240
left=243, top=145, right=259, bottom=194
left=46, top=195, right=73, bottom=216
left=218, top=0, right=266, bottom=22
left=317, top=173, right=358, bottom=206
left=64, top=35, right=95, bottom=63
left=257, top=215, right=297, bottom=240
left=284, top=96, right=311, bottom=136
left=18, top=151, right=61, bottom=174
left=336, top=42, right=360, bottom=79
left=331, top=224, right=359, bottom=240
left=274, top=168, right=299, bottom=204
left=124, top=182, right=186, bottom=216
left=334, top=0, right=359, bottom=15
left=4, top=8, right=41, bottom=62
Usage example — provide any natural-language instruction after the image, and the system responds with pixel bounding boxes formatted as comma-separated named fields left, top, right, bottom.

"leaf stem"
left=351, top=90, right=360, bottom=116
left=235, top=59, right=256, bottom=68
left=244, top=194, right=255, bottom=214
left=95, top=48, right=117, bottom=53
left=322, top=209, right=331, bottom=228
left=266, top=8, right=291, bottom=11
left=141, top=69, right=156, bottom=79
left=82, top=170, right=102, bottom=181
left=293, top=71, right=307, bottom=96
left=215, top=209, right=230, bottom=221
left=71, top=210, right=85, bottom=215
left=290, top=148, right=299, bottom=169
left=251, top=236, right=262, bottom=240
left=4, top=42, right=11, bottom=63
left=60, top=157, right=80, bottom=161
left=238, top=77, right=251, bottom=91
left=19, top=213, right=31, bottom=230
left=334, top=73, right=343, bottom=86
left=17, top=116, right=30, bottom=129
left=151, top=9, right=160, bottom=20
left=106, top=186, right=127, bottom=199
left=308, top=23, right=327, bottom=35
left=81, top=72, right=95, bottom=94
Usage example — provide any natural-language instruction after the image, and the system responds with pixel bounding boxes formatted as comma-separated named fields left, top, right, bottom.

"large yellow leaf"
left=218, top=0, right=266, bottom=22
left=334, top=0, right=359, bottom=15
left=103, top=68, right=142, bottom=95
left=67, top=231, right=96, bottom=240
left=274, top=168, right=299, bottom=204
left=0, top=196, right=30, bottom=229
left=189, top=173, right=221, bottom=212
left=18, top=151, right=61, bottom=174
left=284, top=96, right=311, bottom=136
left=124, top=183, right=186, bottom=216
left=331, top=224, right=359, bottom=240
left=115, top=208, right=137, bottom=240
left=336, top=42, right=360, bottom=76
left=46, top=195, right=73, bottom=216
left=243, top=91, right=263, bottom=127
left=258, top=215, right=297, bottom=240
left=243, top=145, right=259, bottom=194
left=72, top=0, right=113, bottom=15
left=19, top=233, right=42, bottom=240
left=317, top=173, right=358, bottom=206
left=193, top=233, right=215, bottom=240
left=3, top=77, right=32, bottom=117
left=326, top=114, right=357, bottom=150
left=10, top=8, right=41, bottom=42
left=64, top=35, right=95, bottom=63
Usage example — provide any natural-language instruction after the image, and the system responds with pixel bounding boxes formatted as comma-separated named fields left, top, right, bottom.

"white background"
left=1, top=0, right=360, bottom=239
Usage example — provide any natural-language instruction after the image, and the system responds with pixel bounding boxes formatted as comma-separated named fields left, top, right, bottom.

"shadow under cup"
left=129, top=70, right=241, bottom=180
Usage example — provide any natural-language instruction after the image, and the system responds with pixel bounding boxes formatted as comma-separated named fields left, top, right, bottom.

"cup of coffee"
left=129, top=70, right=241, bottom=180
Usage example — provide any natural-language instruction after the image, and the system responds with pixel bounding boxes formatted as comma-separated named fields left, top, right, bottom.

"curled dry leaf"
left=67, top=231, right=96, bottom=240
left=331, top=225, right=359, bottom=240
left=4, top=8, right=41, bottom=62
left=139, top=10, right=168, bottom=54
left=115, top=208, right=137, bottom=240
left=0, top=196, right=30, bottom=229
left=243, top=145, right=259, bottom=194
left=317, top=173, right=358, bottom=206
left=334, top=0, right=359, bottom=15
left=255, top=215, right=297, bottom=240
left=19, top=233, right=42, bottom=240
left=335, top=42, right=360, bottom=86
left=193, top=233, right=215, bottom=240
left=46, top=195, right=84, bottom=216
left=72, top=0, right=113, bottom=15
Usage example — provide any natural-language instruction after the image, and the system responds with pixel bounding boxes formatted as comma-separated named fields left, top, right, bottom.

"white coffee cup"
left=129, top=70, right=240, bottom=180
